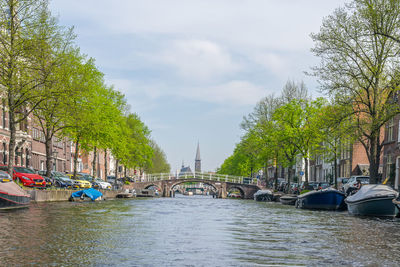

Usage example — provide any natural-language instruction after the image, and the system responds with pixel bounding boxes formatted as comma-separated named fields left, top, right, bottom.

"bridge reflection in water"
left=131, top=172, right=261, bottom=199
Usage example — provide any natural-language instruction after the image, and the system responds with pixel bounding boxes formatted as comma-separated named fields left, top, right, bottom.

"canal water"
left=1, top=195, right=400, bottom=266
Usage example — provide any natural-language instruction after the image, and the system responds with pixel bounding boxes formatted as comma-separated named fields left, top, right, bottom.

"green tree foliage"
left=310, top=0, right=400, bottom=183
left=145, top=140, right=171, bottom=173
left=0, top=0, right=73, bottom=175
left=273, top=98, right=327, bottom=184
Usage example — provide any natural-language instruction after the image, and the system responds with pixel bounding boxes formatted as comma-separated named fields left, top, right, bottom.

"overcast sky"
left=50, top=0, right=347, bottom=173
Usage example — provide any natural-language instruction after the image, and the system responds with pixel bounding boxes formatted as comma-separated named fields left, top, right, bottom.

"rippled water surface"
left=1, top=195, right=400, bottom=266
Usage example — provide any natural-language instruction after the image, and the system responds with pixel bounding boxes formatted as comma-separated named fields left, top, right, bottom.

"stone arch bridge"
left=131, top=172, right=261, bottom=199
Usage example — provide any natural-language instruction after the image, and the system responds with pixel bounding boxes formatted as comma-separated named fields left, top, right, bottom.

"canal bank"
left=26, top=189, right=123, bottom=202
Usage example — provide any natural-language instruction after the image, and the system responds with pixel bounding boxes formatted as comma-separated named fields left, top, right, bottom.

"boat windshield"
left=13, top=167, right=35, bottom=174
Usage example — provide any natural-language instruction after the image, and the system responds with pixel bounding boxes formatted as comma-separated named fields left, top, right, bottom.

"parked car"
left=91, top=178, right=112, bottom=190
left=43, top=176, right=54, bottom=187
left=78, top=173, right=112, bottom=190
left=337, top=177, right=350, bottom=191
left=289, top=183, right=299, bottom=194
left=343, top=176, right=370, bottom=194
left=0, top=165, right=46, bottom=188
left=66, top=173, right=91, bottom=188
left=317, top=182, right=331, bottom=190
left=300, top=181, right=318, bottom=191
left=38, top=170, right=79, bottom=189
left=0, top=170, right=12, bottom=183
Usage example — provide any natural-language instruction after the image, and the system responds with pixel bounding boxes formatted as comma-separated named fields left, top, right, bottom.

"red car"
left=0, top=165, right=46, bottom=188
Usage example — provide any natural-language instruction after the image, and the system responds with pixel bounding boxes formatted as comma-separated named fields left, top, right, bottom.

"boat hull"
left=296, top=190, right=346, bottom=210
left=346, top=197, right=397, bottom=217
left=280, top=195, right=298, bottom=205
left=0, top=192, right=30, bottom=209
left=254, top=190, right=273, bottom=202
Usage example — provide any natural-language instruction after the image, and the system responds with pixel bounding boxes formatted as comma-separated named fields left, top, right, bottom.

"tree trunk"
left=115, top=158, right=119, bottom=185
left=7, top=109, right=16, bottom=177
left=274, top=165, right=278, bottom=191
left=334, top=152, right=338, bottom=189
left=369, top=134, right=381, bottom=184
left=73, top=137, right=80, bottom=179
left=304, top=157, right=309, bottom=185
left=287, top=167, right=291, bottom=193
left=45, top=136, right=53, bottom=177
left=124, top=165, right=127, bottom=183
left=104, top=149, right=108, bottom=181
left=92, top=146, right=97, bottom=177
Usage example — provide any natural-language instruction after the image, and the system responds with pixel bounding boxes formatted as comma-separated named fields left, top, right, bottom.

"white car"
left=94, top=178, right=112, bottom=190
left=343, top=176, right=369, bottom=194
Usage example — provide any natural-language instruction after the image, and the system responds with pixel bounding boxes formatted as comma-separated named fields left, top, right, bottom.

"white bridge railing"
left=135, top=171, right=257, bottom=185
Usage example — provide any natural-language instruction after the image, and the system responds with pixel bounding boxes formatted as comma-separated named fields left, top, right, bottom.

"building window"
left=3, top=143, right=6, bottom=165
left=388, top=118, right=394, bottom=141
left=386, top=155, right=392, bottom=180
left=1, top=106, right=5, bottom=129
left=15, top=148, right=19, bottom=165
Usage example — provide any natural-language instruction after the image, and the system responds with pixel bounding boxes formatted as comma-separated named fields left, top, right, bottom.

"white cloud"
left=252, top=52, right=288, bottom=76
left=180, top=80, right=267, bottom=106
left=158, top=39, right=240, bottom=81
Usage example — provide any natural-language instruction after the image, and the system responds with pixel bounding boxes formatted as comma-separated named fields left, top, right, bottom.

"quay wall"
left=27, top=189, right=122, bottom=202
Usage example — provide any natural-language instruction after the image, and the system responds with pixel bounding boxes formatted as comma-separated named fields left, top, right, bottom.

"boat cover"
left=346, top=184, right=398, bottom=203
left=254, top=190, right=272, bottom=196
left=0, top=182, right=30, bottom=197
left=71, top=188, right=103, bottom=201
left=298, top=188, right=344, bottom=198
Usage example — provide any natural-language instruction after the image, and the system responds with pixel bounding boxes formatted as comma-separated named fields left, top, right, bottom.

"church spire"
left=195, top=142, right=201, bottom=172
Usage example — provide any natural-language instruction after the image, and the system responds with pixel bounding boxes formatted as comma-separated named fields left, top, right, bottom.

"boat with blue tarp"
left=295, top=188, right=346, bottom=210
left=69, top=188, right=103, bottom=201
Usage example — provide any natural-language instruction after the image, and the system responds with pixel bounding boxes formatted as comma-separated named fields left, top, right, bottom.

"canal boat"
left=393, top=197, right=400, bottom=212
left=279, top=194, right=298, bottom=205
left=69, top=188, right=103, bottom=202
left=254, top=189, right=274, bottom=202
left=295, top=189, right=346, bottom=210
left=345, top=184, right=398, bottom=217
left=0, top=181, right=31, bottom=209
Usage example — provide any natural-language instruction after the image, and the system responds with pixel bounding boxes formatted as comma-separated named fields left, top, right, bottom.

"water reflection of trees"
left=0, top=201, right=133, bottom=266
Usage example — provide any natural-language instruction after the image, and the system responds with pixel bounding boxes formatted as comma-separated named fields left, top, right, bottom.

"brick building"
left=382, top=116, right=400, bottom=189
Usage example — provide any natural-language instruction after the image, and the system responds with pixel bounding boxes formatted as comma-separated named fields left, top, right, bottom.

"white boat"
left=254, top=190, right=273, bottom=201
left=345, top=184, right=398, bottom=217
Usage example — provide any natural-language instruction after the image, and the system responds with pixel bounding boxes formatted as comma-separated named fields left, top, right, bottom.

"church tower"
left=195, top=142, right=201, bottom=173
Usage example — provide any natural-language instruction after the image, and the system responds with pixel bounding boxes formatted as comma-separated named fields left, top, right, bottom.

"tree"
left=60, top=57, right=105, bottom=178
left=319, top=102, right=355, bottom=188
left=144, top=141, right=170, bottom=173
left=273, top=98, right=327, bottom=184
left=0, top=0, right=72, bottom=176
left=310, top=0, right=400, bottom=183
left=32, top=48, right=80, bottom=177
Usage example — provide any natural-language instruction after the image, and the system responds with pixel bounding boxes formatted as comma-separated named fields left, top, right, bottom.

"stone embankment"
left=27, top=189, right=123, bottom=202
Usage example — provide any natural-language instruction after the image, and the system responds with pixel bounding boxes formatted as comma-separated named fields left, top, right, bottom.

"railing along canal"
left=135, top=172, right=257, bottom=185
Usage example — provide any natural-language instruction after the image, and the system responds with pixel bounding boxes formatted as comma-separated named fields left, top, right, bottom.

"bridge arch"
left=170, top=179, right=219, bottom=195
left=227, top=185, right=245, bottom=198
left=145, top=184, right=162, bottom=191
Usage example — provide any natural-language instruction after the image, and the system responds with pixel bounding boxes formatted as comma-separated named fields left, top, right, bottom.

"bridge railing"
left=136, top=171, right=257, bottom=185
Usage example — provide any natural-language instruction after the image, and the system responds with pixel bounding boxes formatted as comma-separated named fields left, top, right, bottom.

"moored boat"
left=345, top=184, right=398, bottom=217
left=69, top=188, right=103, bottom=202
left=254, top=190, right=273, bottom=202
left=0, top=181, right=30, bottom=209
left=295, top=189, right=346, bottom=210
left=280, top=194, right=298, bottom=205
